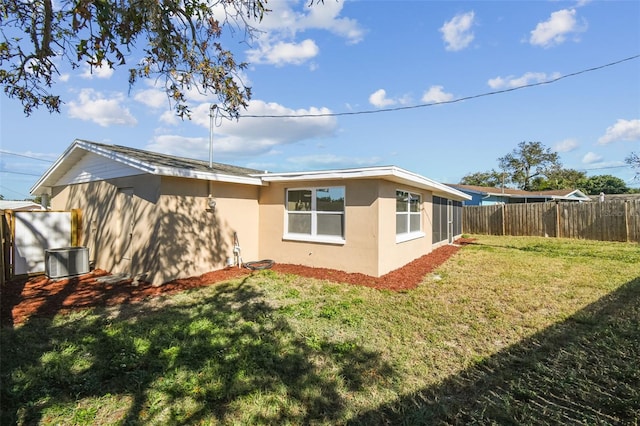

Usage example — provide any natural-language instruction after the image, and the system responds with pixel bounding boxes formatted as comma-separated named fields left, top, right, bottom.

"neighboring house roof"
left=31, top=140, right=471, bottom=201
left=31, top=139, right=265, bottom=194
left=0, top=200, right=46, bottom=211
left=446, top=184, right=590, bottom=202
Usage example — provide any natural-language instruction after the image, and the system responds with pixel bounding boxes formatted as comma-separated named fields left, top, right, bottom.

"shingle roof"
left=82, top=140, right=263, bottom=177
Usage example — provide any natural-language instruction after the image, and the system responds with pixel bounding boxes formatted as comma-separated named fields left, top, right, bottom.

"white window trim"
left=395, top=189, right=424, bottom=243
left=396, top=230, right=425, bottom=244
left=284, top=186, right=346, bottom=244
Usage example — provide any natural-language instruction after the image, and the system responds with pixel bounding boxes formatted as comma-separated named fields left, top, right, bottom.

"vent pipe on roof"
left=209, top=104, right=216, bottom=169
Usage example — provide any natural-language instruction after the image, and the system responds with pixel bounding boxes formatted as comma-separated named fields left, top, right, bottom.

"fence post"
left=501, top=204, right=506, bottom=236
left=71, top=209, right=82, bottom=246
left=625, top=201, right=630, bottom=242
left=555, top=201, right=560, bottom=238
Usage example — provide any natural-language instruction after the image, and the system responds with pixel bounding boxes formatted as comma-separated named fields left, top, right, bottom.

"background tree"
left=498, top=141, right=561, bottom=191
left=0, top=0, right=271, bottom=118
left=579, top=175, right=629, bottom=195
left=530, top=167, right=587, bottom=191
left=626, top=152, right=639, bottom=180
left=459, top=170, right=504, bottom=187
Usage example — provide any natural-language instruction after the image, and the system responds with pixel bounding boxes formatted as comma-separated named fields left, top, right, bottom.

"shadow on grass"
left=0, top=275, right=393, bottom=425
left=0, top=275, right=28, bottom=327
left=349, top=276, right=640, bottom=425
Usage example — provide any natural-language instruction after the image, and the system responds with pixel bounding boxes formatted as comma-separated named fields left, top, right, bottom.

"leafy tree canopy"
left=530, top=167, right=587, bottom=191
left=579, top=174, right=629, bottom=195
left=498, top=141, right=561, bottom=191
left=0, top=0, right=272, bottom=118
left=460, top=170, right=504, bottom=187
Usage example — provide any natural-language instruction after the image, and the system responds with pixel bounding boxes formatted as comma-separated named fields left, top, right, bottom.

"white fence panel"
left=13, top=211, right=72, bottom=275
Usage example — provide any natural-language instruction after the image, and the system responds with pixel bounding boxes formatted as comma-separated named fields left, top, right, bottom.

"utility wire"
left=0, top=184, right=30, bottom=198
left=0, top=169, right=42, bottom=177
left=240, top=54, right=640, bottom=119
left=0, top=149, right=54, bottom=163
left=580, top=164, right=630, bottom=171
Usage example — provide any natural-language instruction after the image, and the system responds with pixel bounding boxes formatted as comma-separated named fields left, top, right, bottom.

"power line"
left=0, top=169, right=42, bottom=177
left=0, top=184, right=30, bottom=198
left=580, top=164, right=630, bottom=171
left=240, top=54, right=640, bottom=119
left=0, top=149, right=54, bottom=163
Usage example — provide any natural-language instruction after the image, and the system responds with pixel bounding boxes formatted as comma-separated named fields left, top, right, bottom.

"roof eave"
left=256, top=166, right=471, bottom=200
left=156, top=167, right=264, bottom=185
left=30, top=140, right=84, bottom=195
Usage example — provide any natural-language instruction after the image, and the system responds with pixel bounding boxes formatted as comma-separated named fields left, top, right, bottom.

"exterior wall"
left=51, top=175, right=259, bottom=285
left=50, top=172, right=449, bottom=282
left=258, top=179, right=381, bottom=276
left=377, top=181, right=432, bottom=276
left=258, top=179, right=434, bottom=277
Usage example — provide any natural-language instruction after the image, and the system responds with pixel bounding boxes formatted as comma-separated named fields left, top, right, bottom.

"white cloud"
left=248, top=39, right=319, bottom=66
left=147, top=99, right=338, bottom=159
left=582, top=152, right=603, bottom=164
left=245, top=0, right=363, bottom=66
left=159, top=110, right=180, bottom=126
left=67, top=89, right=137, bottom=127
left=134, top=89, right=169, bottom=109
left=421, top=86, right=454, bottom=103
left=597, top=119, right=640, bottom=145
left=487, top=71, right=562, bottom=89
left=529, top=9, right=586, bottom=48
left=440, top=11, right=475, bottom=52
left=554, top=138, right=579, bottom=153
left=80, top=63, right=114, bottom=79
left=294, top=0, right=364, bottom=44
left=369, top=89, right=396, bottom=108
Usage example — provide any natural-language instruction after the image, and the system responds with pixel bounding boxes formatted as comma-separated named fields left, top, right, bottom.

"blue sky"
left=1, top=0, right=639, bottom=200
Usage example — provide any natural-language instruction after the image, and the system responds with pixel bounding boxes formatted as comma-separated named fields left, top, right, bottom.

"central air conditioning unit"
left=45, top=247, right=90, bottom=279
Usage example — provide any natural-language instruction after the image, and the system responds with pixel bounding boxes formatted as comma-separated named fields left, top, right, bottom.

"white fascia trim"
left=256, top=166, right=471, bottom=200
left=255, top=165, right=396, bottom=181
left=30, top=140, right=86, bottom=194
left=154, top=167, right=264, bottom=185
left=565, top=190, right=590, bottom=200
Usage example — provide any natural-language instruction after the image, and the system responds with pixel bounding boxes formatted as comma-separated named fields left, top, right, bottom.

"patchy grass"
left=1, top=235, right=638, bottom=424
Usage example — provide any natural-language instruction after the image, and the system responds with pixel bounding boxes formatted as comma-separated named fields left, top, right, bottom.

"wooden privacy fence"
left=463, top=200, right=640, bottom=243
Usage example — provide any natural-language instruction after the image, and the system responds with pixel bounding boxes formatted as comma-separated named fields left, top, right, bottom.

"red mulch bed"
left=1, top=239, right=472, bottom=327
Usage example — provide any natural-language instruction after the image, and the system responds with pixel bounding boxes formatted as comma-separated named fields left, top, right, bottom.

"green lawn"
left=2, top=235, right=639, bottom=425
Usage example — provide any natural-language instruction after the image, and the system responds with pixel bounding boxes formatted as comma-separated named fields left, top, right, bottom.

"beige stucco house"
left=31, top=140, right=470, bottom=285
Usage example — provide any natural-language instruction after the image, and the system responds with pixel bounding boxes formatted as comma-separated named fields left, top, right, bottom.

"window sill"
left=396, top=231, right=425, bottom=244
left=283, top=234, right=346, bottom=245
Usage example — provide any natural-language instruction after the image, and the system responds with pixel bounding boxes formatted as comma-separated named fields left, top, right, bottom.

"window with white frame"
left=396, top=190, right=422, bottom=239
left=286, top=187, right=345, bottom=242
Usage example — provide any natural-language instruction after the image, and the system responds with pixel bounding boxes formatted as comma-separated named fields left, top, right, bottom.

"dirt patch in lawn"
left=1, top=239, right=472, bottom=326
